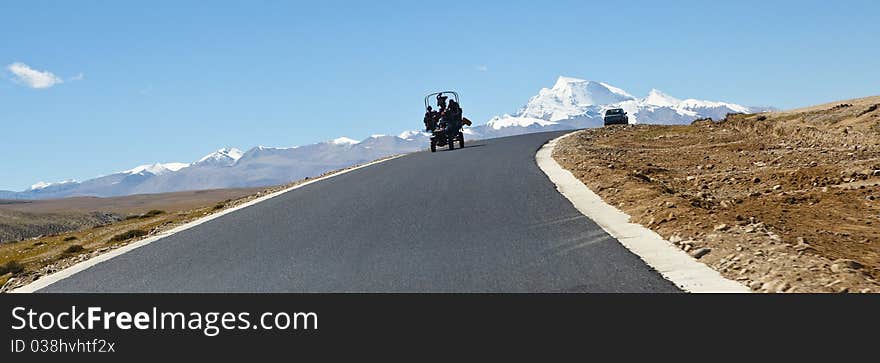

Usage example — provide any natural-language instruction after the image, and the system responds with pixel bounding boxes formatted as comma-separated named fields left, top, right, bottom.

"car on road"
left=603, top=108, right=629, bottom=126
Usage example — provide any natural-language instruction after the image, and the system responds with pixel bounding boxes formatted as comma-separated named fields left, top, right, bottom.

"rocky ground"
left=553, top=96, right=880, bottom=293
left=0, top=209, right=123, bottom=243
left=0, top=157, right=398, bottom=292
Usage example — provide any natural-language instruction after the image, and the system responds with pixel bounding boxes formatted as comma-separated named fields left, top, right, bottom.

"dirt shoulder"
left=552, top=96, right=880, bottom=293
left=0, top=156, right=399, bottom=292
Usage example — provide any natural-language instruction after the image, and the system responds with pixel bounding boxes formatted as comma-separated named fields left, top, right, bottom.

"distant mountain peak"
left=551, top=76, right=633, bottom=98
left=398, top=130, right=429, bottom=140
left=196, top=147, right=244, bottom=166
left=518, top=76, right=638, bottom=121
left=29, top=181, right=52, bottom=190
left=124, top=162, right=190, bottom=175
left=552, top=76, right=588, bottom=89
left=488, top=75, right=766, bottom=133
left=644, top=89, right=682, bottom=107
left=29, top=179, right=76, bottom=191
left=330, top=137, right=359, bottom=145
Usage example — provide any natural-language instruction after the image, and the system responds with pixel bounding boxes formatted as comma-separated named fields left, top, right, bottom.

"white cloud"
left=69, top=72, right=85, bottom=81
left=476, top=65, right=489, bottom=72
left=6, top=62, right=63, bottom=89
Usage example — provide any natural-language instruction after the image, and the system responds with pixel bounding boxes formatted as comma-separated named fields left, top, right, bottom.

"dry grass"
left=0, top=205, right=211, bottom=278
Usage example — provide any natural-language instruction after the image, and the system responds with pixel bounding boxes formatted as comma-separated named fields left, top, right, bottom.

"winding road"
left=38, top=131, right=679, bottom=292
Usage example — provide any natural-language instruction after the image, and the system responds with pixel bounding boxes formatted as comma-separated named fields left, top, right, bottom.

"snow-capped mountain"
left=29, top=179, right=77, bottom=191
left=194, top=148, right=243, bottom=167
left=519, top=77, right=637, bottom=121
left=330, top=137, right=359, bottom=146
left=2, top=136, right=426, bottom=199
left=2, top=75, right=771, bottom=200
left=124, top=162, right=191, bottom=175
left=397, top=130, right=429, bottom=140
left=464, top=76, right=769, bottom=139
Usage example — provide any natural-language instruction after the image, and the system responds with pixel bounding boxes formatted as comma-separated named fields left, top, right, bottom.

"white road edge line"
left=536, top=132, right=750, bottom=293
left=11, top=155, right=405, bottom=293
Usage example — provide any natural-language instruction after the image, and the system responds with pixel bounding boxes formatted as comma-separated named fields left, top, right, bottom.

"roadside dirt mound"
left=554, top=96, right=880, bottom=293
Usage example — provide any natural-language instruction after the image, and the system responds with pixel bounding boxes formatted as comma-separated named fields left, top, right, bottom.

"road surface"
left=39, top=131, right=680, bottom=292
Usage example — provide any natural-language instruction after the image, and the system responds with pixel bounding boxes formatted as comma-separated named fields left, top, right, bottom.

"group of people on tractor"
left=423, top=93, right=469, bottom=134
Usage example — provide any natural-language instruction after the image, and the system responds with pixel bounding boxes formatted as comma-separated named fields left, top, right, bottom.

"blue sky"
left=2, top=0, right=879, bottom=191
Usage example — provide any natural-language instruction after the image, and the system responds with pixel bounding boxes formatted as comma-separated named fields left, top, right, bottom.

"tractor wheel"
left=430, top=139, right=437, bottom=152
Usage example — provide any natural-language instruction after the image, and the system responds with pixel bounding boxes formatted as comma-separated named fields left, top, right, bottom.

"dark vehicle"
left=603, top=108, right=629, bottom=126
left=424, top=91, right=466, bottom=152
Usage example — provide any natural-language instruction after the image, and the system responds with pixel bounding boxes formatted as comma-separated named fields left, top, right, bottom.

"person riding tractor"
left=436, top=93, right=449, bottom=113
left=423, top=106, right=440, bottom=132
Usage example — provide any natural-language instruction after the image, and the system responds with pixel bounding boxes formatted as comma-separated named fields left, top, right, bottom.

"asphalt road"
left=40, top=131, right=680, bottom=292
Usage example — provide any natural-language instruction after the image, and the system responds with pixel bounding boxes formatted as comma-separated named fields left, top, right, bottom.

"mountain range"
left=2, top=76, right=771, bottom=200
